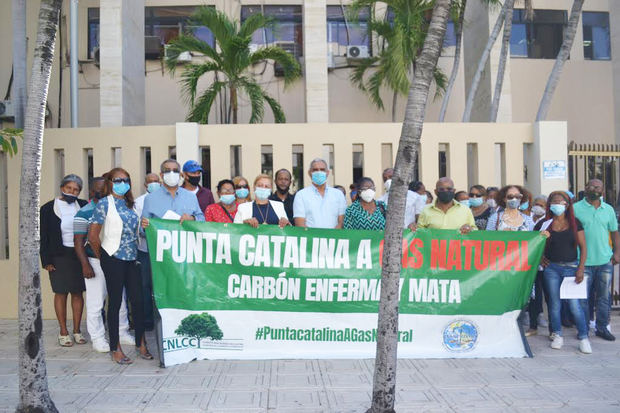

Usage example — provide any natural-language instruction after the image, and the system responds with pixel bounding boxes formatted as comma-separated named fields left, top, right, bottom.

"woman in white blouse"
left=234, top=174, right=289, bottom=228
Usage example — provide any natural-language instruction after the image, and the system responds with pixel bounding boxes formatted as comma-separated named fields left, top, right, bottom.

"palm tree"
left=165, top=7, right=301, bottom=124
left=489, top=0, right=515, bottom=122
left=12, top=0, right=27, bottom=129
left=438, top=0, right=466, bottom=122
left=368, top=1, right=452, bottom=412
left=17, top=0, right=62, bottom=411
left=349, top=0, right=447, bottom=122
left=536, top=0, right=584, bottom=121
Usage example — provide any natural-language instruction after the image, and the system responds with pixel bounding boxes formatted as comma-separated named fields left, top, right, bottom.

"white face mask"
left=531, top=205, right=546, bottom=217
left=487, top=199, right=497, bottom=208
left=360, top=189, right=376, bottom=203
left=419, top=194, right=428, bottom=203
left=384, top=179, right=392, bottom=193
left=163, top=172, right=180, bottom=187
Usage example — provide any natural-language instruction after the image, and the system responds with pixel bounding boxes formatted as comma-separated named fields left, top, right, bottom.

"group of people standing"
left=40, top=155, right=618, bottom=362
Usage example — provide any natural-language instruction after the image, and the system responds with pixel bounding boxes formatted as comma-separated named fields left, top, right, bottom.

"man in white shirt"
left=378, top=168, right=424, bottom=230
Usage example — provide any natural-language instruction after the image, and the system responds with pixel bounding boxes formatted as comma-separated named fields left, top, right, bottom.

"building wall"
left=0, top=0, right=615, bottom=144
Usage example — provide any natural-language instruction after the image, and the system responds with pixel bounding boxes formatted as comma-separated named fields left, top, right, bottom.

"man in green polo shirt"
left=573, top=179, right=620, bottom=341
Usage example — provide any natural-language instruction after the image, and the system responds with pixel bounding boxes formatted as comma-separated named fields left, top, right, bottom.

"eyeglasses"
left=112, top=178, right=130, bottom=184
left=469, top=193, right=483, bottom=198
left=506, top=194, right=523, bottom=200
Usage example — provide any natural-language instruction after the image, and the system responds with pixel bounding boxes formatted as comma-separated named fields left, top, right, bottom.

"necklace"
left=256, top=202, right=269, bottom=224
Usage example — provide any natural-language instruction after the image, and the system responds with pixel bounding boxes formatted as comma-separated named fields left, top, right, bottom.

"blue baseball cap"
left=182, top=160, right=203, bottom=173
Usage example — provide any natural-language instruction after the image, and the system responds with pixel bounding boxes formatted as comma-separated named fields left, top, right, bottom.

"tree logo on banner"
left=442, top=320, right=478, bottom=352
left=175, top=313, right=224, bottom=348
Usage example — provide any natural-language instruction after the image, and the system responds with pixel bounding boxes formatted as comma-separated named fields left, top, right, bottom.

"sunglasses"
left=112, top=178, right=130, bottom=184
left=469, top=193, right=483, bottom=198
left=235, top=184, right=249, bottom=189
left=506, top=194, right=523, bottom=200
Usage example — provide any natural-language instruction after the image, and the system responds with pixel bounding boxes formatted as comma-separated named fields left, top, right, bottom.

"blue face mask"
left=469, top=197, right=484, bottom=208
left=519, top=201, right=529, bottom=211
left=311, top=171, right=327, bottom=186
left=220, top=194, right=236, bottom=205
left=236, top=188, right=249, bottom=199
left=255, top=188, right=272, bottom=201
left=549, top=204, right=566, bottom=216
left=459, top=200, right=470, bottom=208
left=113, top=182, right=130, bottom=196
left=147, top=182, right=160, bottom=193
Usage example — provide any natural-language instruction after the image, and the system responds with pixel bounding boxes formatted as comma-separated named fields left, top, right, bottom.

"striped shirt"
left=73, top=200, right=97, bottom=258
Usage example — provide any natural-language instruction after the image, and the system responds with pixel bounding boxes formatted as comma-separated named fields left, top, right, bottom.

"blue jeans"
left=543, top=262, right=589, bottom=340
left=585, top=262, right=613, bottom=332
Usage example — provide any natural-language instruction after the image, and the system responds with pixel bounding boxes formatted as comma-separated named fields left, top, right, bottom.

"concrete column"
left=99, top=0, right=145, bottom=127
left=610, top=1, right=620, bottom=144
left=303, top=0, right=329, bottom=123
left=175, top=122, right=200, bottom=167
left=529, top=122, right=569, bottom=197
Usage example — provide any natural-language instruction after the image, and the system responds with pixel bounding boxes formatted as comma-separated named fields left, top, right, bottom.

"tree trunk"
left=462, top=0, right=509, bottom=122
left=367, top=1, right=452, bottom=412
left=489, top=0, right=515, bottom=122
left=12, top=0, right=27, bottom=129
left=438, top=0, right=466, bottom=122
left=536, top=0, right=584, bottom=121
left=17, top=1, right=62, bottom=412
left=391, top=91, right=398, bottom=122
left=230, top=85, right=238, bottom=124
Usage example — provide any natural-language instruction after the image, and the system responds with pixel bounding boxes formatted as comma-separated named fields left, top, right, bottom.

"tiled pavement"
left=1, top=314, right=620, bottom=412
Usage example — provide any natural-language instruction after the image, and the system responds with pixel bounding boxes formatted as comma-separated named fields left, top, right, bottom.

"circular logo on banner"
left=442, top=320, right=478, bottom=352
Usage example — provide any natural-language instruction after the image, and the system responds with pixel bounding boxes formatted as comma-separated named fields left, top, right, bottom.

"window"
left=385, top=8, right=456, bottom=52
left=583, top=12, right=611, bottom=60
left=87, top=6, right=215, bottom=60
left=241, top=5, right=303, bottom=57
left=327, top=6, right=370, bottom=56
left=511, top=9, right=567, bottom=59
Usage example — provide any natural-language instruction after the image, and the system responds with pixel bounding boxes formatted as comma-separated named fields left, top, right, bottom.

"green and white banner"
left=146, top=220, right=545, bottom=367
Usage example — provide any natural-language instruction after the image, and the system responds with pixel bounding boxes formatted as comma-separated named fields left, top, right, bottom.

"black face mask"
left=62, top=193, right=78, bottom=204
left=187, top=176, right=201, bottom=187
left=586, top=191, right=601, bottom=201
left=437, top=190, right=455, bottom=204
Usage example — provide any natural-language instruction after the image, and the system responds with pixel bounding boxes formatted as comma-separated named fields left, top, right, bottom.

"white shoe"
left=92, top=338, right=110, bottom=353
left=607, top=324, right=612, bottom=334
left=579, top=338, right=592, bottom=354
left=589, top=320, right=596, bottom=330
left=550, top=333, right=563, bottom=350
left=119, top=334, right=136, bottom=346
left=537, top=314, right=548, bottom=328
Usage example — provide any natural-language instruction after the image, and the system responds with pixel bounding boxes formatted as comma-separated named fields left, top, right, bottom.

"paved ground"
left=1, top=314, right=620, bottom=413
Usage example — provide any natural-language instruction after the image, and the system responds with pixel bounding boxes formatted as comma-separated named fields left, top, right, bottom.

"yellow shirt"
left=417, top=200, right=477, bottom=230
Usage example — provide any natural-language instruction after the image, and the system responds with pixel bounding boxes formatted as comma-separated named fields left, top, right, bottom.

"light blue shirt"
left=293, top=185, right=347, bottom=228
left=141, top=186, right=205, bottom=222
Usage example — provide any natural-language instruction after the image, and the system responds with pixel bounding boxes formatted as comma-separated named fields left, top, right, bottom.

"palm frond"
left=432, top=67, right=448, bottom=101
left=165, top=34, right=221, bottom=73
left=238, top=77, right=265, bottom=123
left=187, top=81, right=227, bottom=124
left=250, top=47, right=302, bottom=87
left=190, top=6, right=236, bottom=48
left=179, top=62, right=221, bottom=105
left=367, top=68, right=387, bottom=111
left=239, top=13, right=275, bottom=39
left=262, top=93, right=286, bottom=123
left=0, top=128, right=21, bottom=157
left=349, top=56, right=380, bottom=92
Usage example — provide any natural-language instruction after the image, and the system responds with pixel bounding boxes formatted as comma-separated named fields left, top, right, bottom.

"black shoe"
left=595, top=329, right=616, bottom=341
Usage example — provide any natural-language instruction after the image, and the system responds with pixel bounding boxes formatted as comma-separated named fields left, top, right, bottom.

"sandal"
left=136, top=347, right=154, bottom=360
left=58, top=334, right=73, bottom=347
left=72, top=332, right=87, bottom=345
left=111, top=352, right=133, bottom=365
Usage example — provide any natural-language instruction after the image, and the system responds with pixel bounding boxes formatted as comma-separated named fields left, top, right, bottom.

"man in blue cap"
left=181, top=160, right=215, bottom=212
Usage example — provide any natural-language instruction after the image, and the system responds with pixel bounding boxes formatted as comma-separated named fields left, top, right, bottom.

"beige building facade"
left=0, top=0, right=618, bottom=145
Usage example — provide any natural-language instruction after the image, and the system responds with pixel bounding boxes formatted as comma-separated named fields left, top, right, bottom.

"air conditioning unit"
left=0, top=100, right=14, bottom=120
left=164, top=45, right=192, bottom=63
left=347, top=45, right=369, bottom=59
left=273, top=41, right=299, bottom=77
left=145, top=36, right=162, bottom=60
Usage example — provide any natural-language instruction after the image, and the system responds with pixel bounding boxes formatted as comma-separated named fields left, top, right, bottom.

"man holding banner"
left=416, top=178, right=476, bottom=234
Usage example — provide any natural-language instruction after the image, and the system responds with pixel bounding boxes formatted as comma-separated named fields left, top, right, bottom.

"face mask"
left=469, top=197, right=484, bottom=208
left=187, top=176, right=201, bottom=187
left=437, top=191, right=455, bottom=204
left=420, top=194, right=428, bottom=203
left=62, top=193, right=78, bottom=204
left=531, top=205, right=546, bottom=216
left=147, top=182, right=160, bottom=193
left=359, top=189, right=375, bottom=203
left=586, top=191, right=601, bottom=201
left=459, top=200, right=470, bottom=208
left=311, top=171, right=327, bottom=186
left=384, top=179, right=392, bottom=192
left=93, top=191, right=104, bottom=200
left=163, top=172, right=180, bottom=187
left=519, top=201, right=529, bottom=211
left=236, top=188, right=249, bottom=199
left=549, top=204, right=566, bottom=216
left=506, top=198, right=521, bottom=210
left=112, top=182, right=130, bottom=196
left=255, top=188, right=271, bottom=201
left=220, top=194, right=236, bottom=205
left=487, top=199, right=497, bottom=209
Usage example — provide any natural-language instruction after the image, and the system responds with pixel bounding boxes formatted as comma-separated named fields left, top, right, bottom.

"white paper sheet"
left=560, top=276, right=588, bottom=299
left=162, top=210, right=181, bottom=220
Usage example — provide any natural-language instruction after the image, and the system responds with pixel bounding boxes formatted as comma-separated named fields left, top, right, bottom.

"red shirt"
left=205, top=202, right=237, bottom=223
